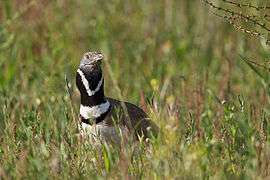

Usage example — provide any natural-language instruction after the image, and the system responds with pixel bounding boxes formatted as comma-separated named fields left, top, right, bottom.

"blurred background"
left=0, top=0, right=268, bottom=97
left=0, top=0, right=269, bottom=102
left=0, top=0, right=270, bottom=178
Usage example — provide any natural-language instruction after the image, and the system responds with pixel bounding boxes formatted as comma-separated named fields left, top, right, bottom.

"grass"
left=0, top=0, right=270, bottom=179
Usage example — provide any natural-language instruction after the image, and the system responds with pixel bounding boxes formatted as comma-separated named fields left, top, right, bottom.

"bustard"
left=76, top=51, right=158, bottom=144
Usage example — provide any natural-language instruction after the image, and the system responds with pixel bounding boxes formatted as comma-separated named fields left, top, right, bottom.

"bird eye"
left=97, top=54, right=103, bottom=60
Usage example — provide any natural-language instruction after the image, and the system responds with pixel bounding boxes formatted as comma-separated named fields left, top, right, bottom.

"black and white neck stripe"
left=76, top=69, right=106, bottom=107
left=76, top=66, right=111, bottom=124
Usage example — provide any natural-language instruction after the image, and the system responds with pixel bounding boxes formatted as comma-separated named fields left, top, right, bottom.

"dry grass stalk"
left=202, top=0, right=270, bottom=44
left=222, top=0, right=270, bottom=11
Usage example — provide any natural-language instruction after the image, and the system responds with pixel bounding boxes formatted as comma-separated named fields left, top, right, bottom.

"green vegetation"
left=0, top=0, right=269, bottom=179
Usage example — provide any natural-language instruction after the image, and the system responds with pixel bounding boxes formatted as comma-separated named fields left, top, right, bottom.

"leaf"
left=239, top=54, right=266, bottom=80
left=102, top=144, right=111, bottom=173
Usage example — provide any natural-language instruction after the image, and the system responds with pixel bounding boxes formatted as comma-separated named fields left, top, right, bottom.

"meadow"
left=0, top=0, right=270, bottom=179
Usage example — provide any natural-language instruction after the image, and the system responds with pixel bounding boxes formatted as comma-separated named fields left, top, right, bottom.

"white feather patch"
left=80, top=101, right=110, bottom=119
left=79, top=122, right=129, bottom=145
left=77, top=69, right=103, bottom=96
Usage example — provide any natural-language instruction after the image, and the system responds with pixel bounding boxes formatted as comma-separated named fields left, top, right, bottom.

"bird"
left=76, top=51, right=158, bottom=145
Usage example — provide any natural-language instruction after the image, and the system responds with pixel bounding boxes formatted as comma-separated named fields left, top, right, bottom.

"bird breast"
left=79, top=122, right=130, bottom=145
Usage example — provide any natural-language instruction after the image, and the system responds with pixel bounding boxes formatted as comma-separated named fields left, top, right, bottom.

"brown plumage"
left=101, top=98, right=158, bottom=137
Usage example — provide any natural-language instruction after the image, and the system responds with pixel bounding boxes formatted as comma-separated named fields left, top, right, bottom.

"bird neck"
left=79, top=99, right=111, bottom=124
left=80, top=80, right=106, bottom=106
left=76, top=69, right=111, bottom=124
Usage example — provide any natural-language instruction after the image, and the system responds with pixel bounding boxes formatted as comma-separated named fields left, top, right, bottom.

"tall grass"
left=0, top=0, right=269, bottom=179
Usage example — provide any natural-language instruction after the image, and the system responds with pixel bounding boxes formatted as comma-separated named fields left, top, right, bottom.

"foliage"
left=0, top=0, right=269, bottom=179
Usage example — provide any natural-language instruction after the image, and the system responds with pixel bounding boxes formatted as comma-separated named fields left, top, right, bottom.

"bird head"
left=79, top=51, right=103, bottom=68
left=76, top=51, right=104, bottom=96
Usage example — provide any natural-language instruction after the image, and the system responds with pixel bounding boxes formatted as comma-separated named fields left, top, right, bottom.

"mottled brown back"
left=100, top=98, right=159, bottom=139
